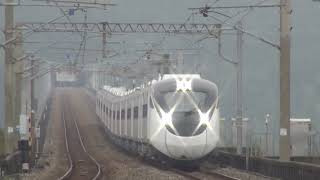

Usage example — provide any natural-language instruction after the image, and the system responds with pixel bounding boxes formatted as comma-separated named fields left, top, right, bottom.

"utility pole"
left=265, top=114, right=270, bottom=156
left=102, top=23, right=107, bottom=58
left=0, top=41, right=5, bottom=155
left=217, top=23, right=243, bottom=155
left=4, top=0, right=15, bottom=154
left=81, top=10, right=88, bottom=65
left=189, top=1, right=291, bottom=159
left=30, top=56, right=35, bottom=120
left=14, top=25, right=24, bottom=139
left=236, top=21, right=243, bottom=155
left=12, top=25, right=24, bottom=158
left=29, top=55, right=36, bottom=166
left=279, top=0, right=291, bottom=161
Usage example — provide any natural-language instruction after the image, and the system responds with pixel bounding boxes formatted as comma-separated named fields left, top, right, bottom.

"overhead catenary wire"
left=81, top=9, right=88, bottom=65
left=224, top=0, right=273, bottom=23
left=54, top=2, right=91, bottom=65
left=2, top=0, right=97, bottom=59
left=201, top=13, right=279, bottom=49
left=1, top=6, right=83, bottom=57
left=31, top=0, right=116, bottom=7
left=14, top=33, right=76, bottom=62
left=0, top=0, right=116, bottom=9
left=136, top=9, right=203, bottom=65
left=191, top=0, right=280, bottom=49
left=0, top=3, right=112, bottom=9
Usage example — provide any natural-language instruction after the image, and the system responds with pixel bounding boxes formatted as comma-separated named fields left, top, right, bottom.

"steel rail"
left=200, top=169, right=241, bottom=180
left=69, top=98, right=102, bottom=180
left=170, top=169, right=202, bottom=180
left=58, top=95, right=101, bottom=180
left=58, top=99, right=74, bottom=180
left=171, top=168, right=240, bottom=180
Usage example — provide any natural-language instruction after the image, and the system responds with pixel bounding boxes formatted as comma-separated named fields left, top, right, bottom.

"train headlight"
left=162, top=113, right=172, bottom=125
left=161, top=110, right=178, bottom=134
left=199, top=112, right=209, bottom=123
left=198, top=110, right=213, bottom=130
left=176, top=78, right=192, bottom=92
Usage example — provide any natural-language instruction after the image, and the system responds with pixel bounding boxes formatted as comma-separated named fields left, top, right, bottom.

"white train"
left=96, top=74, right=220, bottom=161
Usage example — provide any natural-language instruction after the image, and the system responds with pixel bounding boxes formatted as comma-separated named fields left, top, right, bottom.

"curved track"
left=172, top=168, right=241, bottom=180
left=199, top=169, right=241, bottom=180
left=58, top=94, right=101, bottom=180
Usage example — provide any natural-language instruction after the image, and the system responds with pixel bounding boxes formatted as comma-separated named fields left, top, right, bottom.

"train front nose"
left=165, top=109, right=206, bottom=135
left=152, top=76, right=218, bottom=160
left=165, top=131, right=208, bottom=160
left=163, top=108, right=210, bottom=160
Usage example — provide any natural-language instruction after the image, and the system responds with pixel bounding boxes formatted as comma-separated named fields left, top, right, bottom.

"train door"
left=130, top=98, right=134, bottom=138
left=142, top=91, right=148, bottom=140
left=107, top=102, right=110, bottom=130
left=96, top=94, right=99, bottom=116
left=120, top=100, right=125, bottom=137
left=111, top=103, right=114, bottom=134
left=104, top=101, right=108, bottom=128
left=124, top=98, right=128, bottom=137
left=102, top=98, right=106, bottom=127
left=139, top=93, right=143, bottom=140
left=133, top=96, right=139, bottom=139
left=116, top=103, right=120, bottom=136
left=119, top=101, right=122, bottom=137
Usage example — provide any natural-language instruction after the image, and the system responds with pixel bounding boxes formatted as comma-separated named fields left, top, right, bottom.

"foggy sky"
left=0, top=0, right=320, bottom=135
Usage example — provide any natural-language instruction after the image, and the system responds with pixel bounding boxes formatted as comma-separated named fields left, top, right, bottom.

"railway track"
left=58, top=109, right=73, bottom=180
left=58, top=95, right=101, bottom=180
left=171, top=168, right=241, bottom=180
left=199, top=169, right=241, bottom=180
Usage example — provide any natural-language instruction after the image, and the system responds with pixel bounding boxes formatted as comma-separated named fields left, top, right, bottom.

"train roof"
left=100, top=74, right=202, bottom=97
left=162, top=74, right=201, bottom=80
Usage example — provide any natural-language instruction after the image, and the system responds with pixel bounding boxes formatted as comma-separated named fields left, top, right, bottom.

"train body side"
left=96, top=87, right=151, bottom=143
left=96, top=75, right=220, bottom=161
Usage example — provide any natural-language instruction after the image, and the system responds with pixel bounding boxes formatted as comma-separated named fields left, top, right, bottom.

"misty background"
left=0, top=0, right=319, bottom=146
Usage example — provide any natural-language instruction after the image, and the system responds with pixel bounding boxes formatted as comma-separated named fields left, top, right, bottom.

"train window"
left=117, top=111, right=120, bottom=120
left=127, top=108, right=131, bottom=119
left=143, top=104, right=148, bottom=118
left=113, top=111, right=115, bottom=120
left=103, top=104, right=106, bottom=113
left=106, top=107, right=109, bottom=115
left=153, top=79, right=217, bottom=114
left=121, top=109, right=125, bottom=120
left=153, top=79, right=177, bottom=112
left=133, top=106, right=139, bottom=119
left=187, top=92, right=206, bottom=110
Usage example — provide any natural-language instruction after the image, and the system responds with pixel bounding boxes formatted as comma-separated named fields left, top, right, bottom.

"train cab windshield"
left=153, top=78, right=218, bottom=137
left=153, top=78, right=217, bottom=113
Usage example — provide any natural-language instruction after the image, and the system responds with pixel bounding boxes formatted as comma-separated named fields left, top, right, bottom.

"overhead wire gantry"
left=18, top=22, right=222, bottom=34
